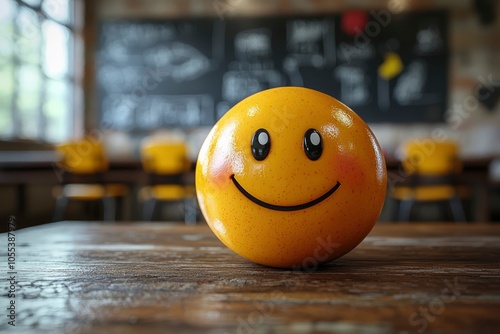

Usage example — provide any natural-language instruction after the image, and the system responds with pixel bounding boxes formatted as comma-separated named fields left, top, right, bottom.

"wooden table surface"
left=2, top=222, right=499, bottom=334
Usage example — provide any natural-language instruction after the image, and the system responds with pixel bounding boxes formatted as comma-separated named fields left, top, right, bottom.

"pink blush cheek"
left=208, top=151, right=233, bottom=187
left=330, top=154, right=365, bottom=189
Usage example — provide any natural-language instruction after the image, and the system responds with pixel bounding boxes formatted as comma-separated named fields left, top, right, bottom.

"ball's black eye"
left=251, top=128, right=270, bottom=161
left=304, top=129, right=322, bottom=161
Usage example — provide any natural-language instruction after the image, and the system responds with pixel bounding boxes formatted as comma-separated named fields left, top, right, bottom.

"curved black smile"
left=230, top=175, right=341, bottom=211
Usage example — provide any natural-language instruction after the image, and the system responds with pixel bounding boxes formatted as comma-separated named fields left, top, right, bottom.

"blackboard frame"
left=96, top=11, right=449, bottom=131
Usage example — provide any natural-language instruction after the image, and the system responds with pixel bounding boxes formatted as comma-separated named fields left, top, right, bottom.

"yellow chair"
left=140, top=140, right=197, bottom=223
left=52, top=138, right=127, bottom=221
left=391, top=139, right=468, bottom=222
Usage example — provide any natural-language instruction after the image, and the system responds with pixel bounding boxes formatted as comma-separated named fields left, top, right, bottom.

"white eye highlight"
left=258, top=132, right=269, bottom=145
left=310, top=132, right=321, bottom=146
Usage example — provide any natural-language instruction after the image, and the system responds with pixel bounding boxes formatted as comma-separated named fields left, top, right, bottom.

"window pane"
left=44, top=79, right=69, bottom=142
left=16, top=6, right=41, bottom=64
left=0, top=65, right=14, bottom=138
left=0, top=0, right=15, bottom=66
left=21, top=0, right=42, bottom=6
left=0, top=0, right=16, bottom=19
left=17, top=65, right=42, bottom=138
left=42, top=0, right=70, bottom=24
left=3, top=0, right=76, bottom=143
left=42, top=20, right=69, bottom=78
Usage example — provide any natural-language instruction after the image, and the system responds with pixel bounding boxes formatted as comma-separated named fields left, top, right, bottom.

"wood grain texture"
left=1, top=222, right=499, bottom=333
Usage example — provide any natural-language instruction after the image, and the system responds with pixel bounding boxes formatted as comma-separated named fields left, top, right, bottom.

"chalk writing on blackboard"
left=334, top=64, right=370, bottom=106
left=287, top=20, right=325, bottom=55
left=235, top=28, right=272, bottom=60
left=98, top=65, right=144, bottom=93
left=416, top=24, right=443, bottom=54
left=97, top=12, right=448, bottom=128
left=136, top=95, right=214, bottom=128
left=101, top=22, right=176, bottom=47
left=283, top=19, right=331, bottom=86
left=394, top=61, right=426, bottom=105
left=338, top=43, right=376, bottom=62
left=101, top=94, right=214, bottom=130
left=222, top=70, right=285, bottom=102
left=222, top=27, right=286, bottom=104
left=144, top=43, right=212, bottom=82
left=101, top=95, right=136, bottom=130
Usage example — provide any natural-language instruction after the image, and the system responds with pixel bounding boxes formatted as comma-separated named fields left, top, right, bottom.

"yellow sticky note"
left=378, top=52, right=403, bottom=80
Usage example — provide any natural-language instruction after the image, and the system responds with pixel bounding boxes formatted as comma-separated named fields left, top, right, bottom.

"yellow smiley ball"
left=196, top=87, right=387, bottom=268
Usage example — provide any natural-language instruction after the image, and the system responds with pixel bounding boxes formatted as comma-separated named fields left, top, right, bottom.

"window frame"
left=0, top=0, right=83, bottom=145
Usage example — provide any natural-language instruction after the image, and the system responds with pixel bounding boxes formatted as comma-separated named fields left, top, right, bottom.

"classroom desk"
left=0, top=157, right=147, bottom=219
left=385, top=156, right=494, bottom=222
left=0, top=153, right=495, bottom=221
left=2, top=221, right=499, bottom=333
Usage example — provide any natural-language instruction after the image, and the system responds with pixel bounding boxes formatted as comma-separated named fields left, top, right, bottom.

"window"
left=0, top=0, right=82, bottom=143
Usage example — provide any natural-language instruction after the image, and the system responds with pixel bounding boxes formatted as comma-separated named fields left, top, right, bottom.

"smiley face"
left=231, top=128, right=341, bottom=211
left=196, top=87, right=386, bottom=268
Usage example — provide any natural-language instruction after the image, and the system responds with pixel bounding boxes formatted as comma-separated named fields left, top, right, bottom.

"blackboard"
left=96, top=11, right=448, bottom=130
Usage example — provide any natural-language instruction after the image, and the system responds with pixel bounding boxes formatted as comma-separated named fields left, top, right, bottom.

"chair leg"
left=115, top=196, right=123, bottom=221
left=449, top=196, right=467, bottom=223
left=398, top=199, right=414, bottom=222
left=143, top=198, right=157, bottom=221
left=53, top=196, right=69, bottom=222
left=103, top=197, right=116, bottom=221
left=392, top=200, right=401, bottom=222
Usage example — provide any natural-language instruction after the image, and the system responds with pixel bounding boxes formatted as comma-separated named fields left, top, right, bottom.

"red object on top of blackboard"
left=341, top=10, right=369, bottom=36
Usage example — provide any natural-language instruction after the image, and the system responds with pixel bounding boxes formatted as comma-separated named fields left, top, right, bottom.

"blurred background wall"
left=1, top=0, right=499, bottom=225
left=84, top=0, right=500, bottom=158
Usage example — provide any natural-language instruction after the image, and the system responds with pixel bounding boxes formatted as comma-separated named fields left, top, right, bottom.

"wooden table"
left=2, top=221, right=499, bottom=333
